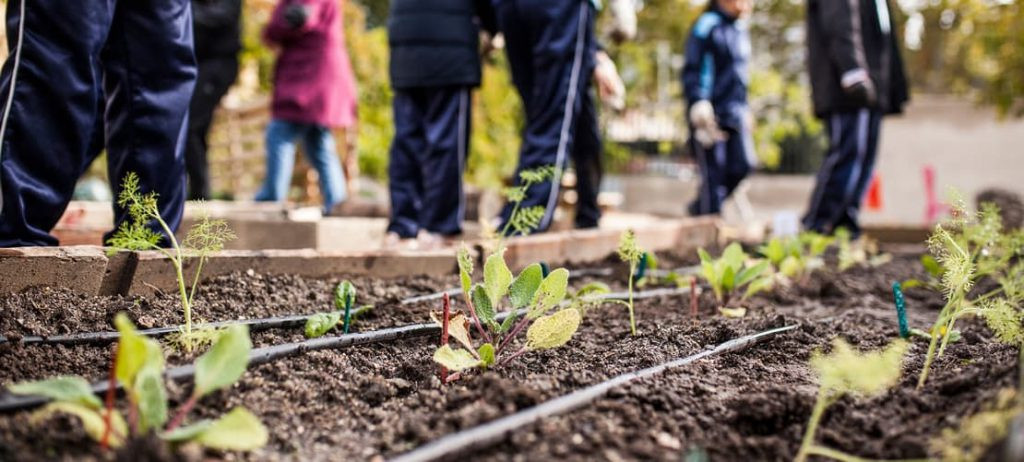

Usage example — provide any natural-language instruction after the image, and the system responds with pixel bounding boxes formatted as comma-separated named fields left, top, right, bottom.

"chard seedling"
left=697, top=243, right=772, bottom=310
left=499, top=165, right=556, bottom=238
left=432, top=248, right=581, bottom=379
left=795, top=339, right=908, bottom=462
left=9, top=313, right=267, bottom=451
left=304, top=280, right=373, bottom=338
left=618, top=230, right=644, bottom=335
left=758, top=232, right=832, bottom=281
left=107, top=172, right=235, bottom=352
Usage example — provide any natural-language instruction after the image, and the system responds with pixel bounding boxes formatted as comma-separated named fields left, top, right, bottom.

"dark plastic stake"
left=342, top=299, right=353, bottom=334
left=540, top=262, right=550, bottom=278
left=893, top=281, right=909, bottom=339
left=633, top=252, right=649, bottom=283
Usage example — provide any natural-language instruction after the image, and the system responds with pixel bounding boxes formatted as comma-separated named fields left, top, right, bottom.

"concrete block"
left=0, top=246, right=109, bottom=294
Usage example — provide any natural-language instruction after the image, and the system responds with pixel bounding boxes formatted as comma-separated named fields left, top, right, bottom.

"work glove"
left=594, top=51, right=626, bottom=112
left=689, top=100, right=726, bottom=148
left=840, top=68, right=877, bottom=107
left=284, top=2, right=309, bottom=29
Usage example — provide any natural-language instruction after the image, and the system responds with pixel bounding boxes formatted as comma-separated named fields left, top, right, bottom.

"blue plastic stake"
left=342, top=299, right=353, bottom=334
left=540, top=262, right=550, bottom=278
left=893, top=281, right=909, bottom=339
left=632, top=252, right=649, bottom=283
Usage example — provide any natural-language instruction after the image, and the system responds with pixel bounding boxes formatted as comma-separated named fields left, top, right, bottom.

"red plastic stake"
left=865, top=174, right=883, bottom=211
left=690, top=276, right=698, bottom=324
left=440, top=292, right=450, bottom=384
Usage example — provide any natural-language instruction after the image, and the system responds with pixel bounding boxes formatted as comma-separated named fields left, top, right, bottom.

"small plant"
left=697, top=243, right=772, bottom=311
left=499, top=165, right=556, bottom=238
left=107, top=172, right=235, bottom=352
left=432, top=247, right=580, bottom=377
left=758, top=232, right=832, bottom=280
left=795, top=339, right=908, bottom=462
left=304, top=280, right=374, bottom=338
left=566, top=281, right=613, bottom=316
left=931, top=388, right=1022, bottom=462
left=835, top=227, right=891, bottom=271
left=9, top=314, right=266, bottom=451
left=618, top=230, right=644, bottom=335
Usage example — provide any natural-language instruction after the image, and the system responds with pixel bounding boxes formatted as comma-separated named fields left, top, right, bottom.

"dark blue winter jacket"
left=681, top=7, right=750, bottom=131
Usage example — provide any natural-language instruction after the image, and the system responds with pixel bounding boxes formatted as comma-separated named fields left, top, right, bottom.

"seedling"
left=618, top=230, right=644, bottom=335
left=433, top=247, right=580, bottom=378
left=697, top=243, right=772, bottom=310
left=8, top=314, right=267, bottom=451
left=107, top=172, right=235, bottom=352
left=931, top=388, right=1022, bottom=462
left=304, top=280, right=374, bottom=338
left=835, top=227, right=891, bottom=271
left=795, top=339, right=908, bottom=462
left=758, top=232, right=832, bottom=280
left=499, top=165, right=556, bottom=238
left=566, top=281, right=613, bottom=316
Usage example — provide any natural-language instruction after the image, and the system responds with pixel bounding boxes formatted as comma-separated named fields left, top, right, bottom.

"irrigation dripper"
left=892, top=281, right=910, bottom=339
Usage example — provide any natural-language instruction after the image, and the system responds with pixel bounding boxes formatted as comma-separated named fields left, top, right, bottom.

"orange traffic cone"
left=865, top=174, right=883, bottom=211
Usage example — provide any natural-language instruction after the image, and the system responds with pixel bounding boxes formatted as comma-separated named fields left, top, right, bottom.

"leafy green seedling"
left=758, top=232, right=832, bottom=281
left=618, top=230, right=644, bottom=335
left=304, top=281, right=373, bottom=338
left=499, top=165, right=557, bottom=238
left=795, top=339, right=908, bottom=462
left=566, top=281, right=613, bottom=316
left=9, top=313, right=266, bottom=451
left=697, top=243, right=772, bottom=310
left=107, top=172, right=235, bottom=352
left=432, top=248, right=581, bottom=378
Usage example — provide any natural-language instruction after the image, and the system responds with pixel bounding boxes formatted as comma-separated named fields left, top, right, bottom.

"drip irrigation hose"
left=391, top=324, right=799, bottom=462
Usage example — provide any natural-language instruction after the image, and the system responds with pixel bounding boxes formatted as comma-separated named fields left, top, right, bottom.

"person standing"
left=255, top=0, right=358, bottom=214
left=384, top=0, right=497, bottom=248
left=187, top=0, right=242, bottom=200
left=803, top=0, right=908, bottom=236
left=681, top=0, right=755, bottom=216
left=0, top=0, right=196, bottom=247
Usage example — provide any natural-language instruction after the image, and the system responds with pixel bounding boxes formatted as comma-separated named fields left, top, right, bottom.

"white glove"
left=689, top=100, right=726, bottom=148
left=594, top=51, right=626, bottom=112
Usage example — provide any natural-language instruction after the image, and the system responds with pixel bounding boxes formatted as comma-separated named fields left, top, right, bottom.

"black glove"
left=284, top=3, right=309, bottom=29
left=844, top=79, right=877, bottom=107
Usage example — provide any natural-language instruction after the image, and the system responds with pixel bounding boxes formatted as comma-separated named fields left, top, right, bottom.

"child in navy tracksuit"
left=681, top=0, right=755, bottom=216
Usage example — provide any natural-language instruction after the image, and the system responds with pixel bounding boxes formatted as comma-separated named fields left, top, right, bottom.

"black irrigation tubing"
left=391, top=324, right=800, bottom=462
left=0, top=310, right=522, bottom=414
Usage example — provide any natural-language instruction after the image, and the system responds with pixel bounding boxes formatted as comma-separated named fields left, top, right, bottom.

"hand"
left=284, top=3, right=309, bottom=29
left=840, top=68, right=877, bottom=106
left=689, top=100, right=726, bottom=148
left=594, top=51, right=626, bottom=111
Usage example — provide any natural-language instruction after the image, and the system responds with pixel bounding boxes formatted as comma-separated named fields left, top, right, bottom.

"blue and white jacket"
left=681, top=6, right=751, bottom=131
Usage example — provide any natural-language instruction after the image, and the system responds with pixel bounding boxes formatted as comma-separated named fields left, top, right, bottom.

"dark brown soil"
left=0, top=249, right=1018, bottom=462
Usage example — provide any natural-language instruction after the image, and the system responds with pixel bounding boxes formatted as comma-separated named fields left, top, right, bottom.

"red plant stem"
left=499, top=346, right=529, bottom=367
left=441, top=293, right=450, bottom=384
left=462, top=291, right=492, bottom=343
left=101, top=344, right=118, bottom=450
left=165, top=394, right=199, bottom=432
left=445, top=371, right=462, bottom=383
left=497, top=316, right=531, bottom=354
left=690, top=276, right=698, bottom=324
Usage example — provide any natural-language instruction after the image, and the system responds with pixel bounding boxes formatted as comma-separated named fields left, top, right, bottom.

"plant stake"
left=892, top=281, right=910, bottom=339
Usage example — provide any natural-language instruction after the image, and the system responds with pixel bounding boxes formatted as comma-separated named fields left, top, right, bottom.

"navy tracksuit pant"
left=0, top=0, right=195, bottom=247
left=802, top=109, right=882, bottom=237
left=495, top=0, right=602, bottom=233
left=688, top=118, right=755, bottom=216
left=387, top=86, right=471, bottom=238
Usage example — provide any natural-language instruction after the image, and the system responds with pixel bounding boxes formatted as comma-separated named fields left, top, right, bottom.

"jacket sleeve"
left=192, top=0, right=241, bottom=29
left=681, top=13, right=719, bottom=104
left=816, top=0, right=869, bottom=79
left=263, top=0, right=328, bottom=45
left=475, top=0, right=498, bottom=36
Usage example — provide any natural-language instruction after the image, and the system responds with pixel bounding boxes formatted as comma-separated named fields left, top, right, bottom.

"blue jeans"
left=255, top=119, right=347, bottom=212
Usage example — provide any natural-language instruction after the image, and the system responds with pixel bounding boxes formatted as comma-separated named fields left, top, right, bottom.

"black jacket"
left=387, top=0, right=497, bottom=90
left=192, top=0, right=242, bottom=61
left=806, top=0, right=909, bottom=117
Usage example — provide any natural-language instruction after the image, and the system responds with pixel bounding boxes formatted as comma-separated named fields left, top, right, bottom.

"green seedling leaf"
left=509, top=264, right=543, bottom=309
left=161, top=419, right=211, bottom=442
left=114, top=313, right=164, bottom=389
left=471, top=284, right=498, bottom=329
left=742, top=276, right=774, bottom=300
left=499, top=310, right=519, bottom=333
left=9, top=376, right=102, bottom=409
left=575, top=281, right=611, bottom=298
left=431, top=311, right=476, bottom=351
left=194, top=407, right=268, bottom=451
left=901, top=278, right=924, bottom=289
left=720, top=265, right=736, bottom=293
left=31, top=402, right=127, bottom=448
left=304, top=312, right=342, bottom=339
left=457, top=245, right=474, bottom=295
left=478, top=343, right=496, bottom=367
left=484, top=250, right=513, bottom=308
left=526, top=308, right=582, bottom=350
left=736, top=260, right=770, bottom=287
left=194, top=325, right=251, bottom=397
left=779, top=256, right=802, bottom=278
left=135, top=362, right=168, bottom=432
left=718, top=307, right=747, bottom=318
left=334, top=281, right=356, bottom=311
left=528, top=268, right=569, bottom=319
left=721, top=242, right=746, bottom=269
left=433, top=345, right=482, bottom=371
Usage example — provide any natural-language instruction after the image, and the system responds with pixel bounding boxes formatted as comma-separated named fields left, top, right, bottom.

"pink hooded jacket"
left=263, top=0, right=358, bottom=128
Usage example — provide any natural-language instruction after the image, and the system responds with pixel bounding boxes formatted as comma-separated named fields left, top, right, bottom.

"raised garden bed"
left=0, top=242, right=1019, bottom=461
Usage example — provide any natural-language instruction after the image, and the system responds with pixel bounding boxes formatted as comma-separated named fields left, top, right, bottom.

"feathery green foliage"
left=431, top=248, right=579, bottom=376
left=795, top=339, right=908, bottom=462
left=618, top=230, right=644, bottom=335
left=697, top=243, right=773, bottom=309
left=931, top=389, right=1022, bottom=462
left=500, top=165, right=557, bottom=238
left=9, top=314, right=266, bottom=451
left=107, top=173, right=235, bottom=352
